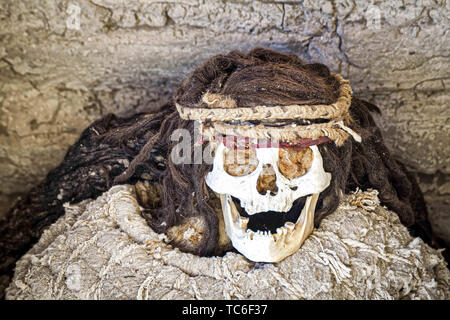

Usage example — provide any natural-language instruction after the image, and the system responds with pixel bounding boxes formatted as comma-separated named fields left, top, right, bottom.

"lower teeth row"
left=244, top=224, right=293, bottom=236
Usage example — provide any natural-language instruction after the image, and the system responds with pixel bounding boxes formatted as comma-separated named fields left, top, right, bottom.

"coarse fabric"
left=6, top=186, right=449, bottom=300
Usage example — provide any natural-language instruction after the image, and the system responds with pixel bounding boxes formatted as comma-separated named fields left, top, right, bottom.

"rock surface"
left=5, top=186, right=449, bottom=300
left=0, top=0, right=449, bottom=244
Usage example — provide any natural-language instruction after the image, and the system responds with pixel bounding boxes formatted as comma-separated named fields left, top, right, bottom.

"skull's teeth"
left=239, top=217, right=249, bottom=229
left=245, top=229, right=276, bottom=240
left=242, top=202, right=293, bottom=215
left=242, top=223, right=297, bottom=241
left=285, top=221, right=295, bottom=231
left=276, top=226, right=291, bottom=236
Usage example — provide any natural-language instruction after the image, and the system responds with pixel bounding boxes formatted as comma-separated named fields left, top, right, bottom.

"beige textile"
left=6, top=185, right=449, bottom=300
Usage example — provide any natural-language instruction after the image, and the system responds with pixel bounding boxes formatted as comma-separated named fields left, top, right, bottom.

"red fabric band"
left=198, top=135, right=332, bottom=149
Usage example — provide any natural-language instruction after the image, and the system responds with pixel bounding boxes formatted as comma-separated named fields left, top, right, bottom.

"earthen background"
left=0, top=0, right=449, bottom=245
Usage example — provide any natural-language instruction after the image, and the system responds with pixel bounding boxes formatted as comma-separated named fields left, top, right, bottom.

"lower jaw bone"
left=218, top=193, right=319, bottom=263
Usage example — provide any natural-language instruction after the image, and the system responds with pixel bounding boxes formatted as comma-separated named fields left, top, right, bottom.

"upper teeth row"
left=241, top=200, right=292, bottom=215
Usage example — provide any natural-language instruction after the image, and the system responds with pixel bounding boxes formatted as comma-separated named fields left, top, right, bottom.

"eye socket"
left=278, top=147, right=314, bottom=179
left=223, top=148, right=259, bottom=176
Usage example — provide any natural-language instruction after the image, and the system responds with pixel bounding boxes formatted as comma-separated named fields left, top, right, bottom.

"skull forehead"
left=255, top=147, right=278, bottom=163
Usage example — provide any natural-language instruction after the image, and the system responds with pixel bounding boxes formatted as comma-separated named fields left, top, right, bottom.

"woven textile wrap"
left=6, top=185, right=449, bottom=300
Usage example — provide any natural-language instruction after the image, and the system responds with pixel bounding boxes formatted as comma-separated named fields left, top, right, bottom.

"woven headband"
left=201, top=119, right=361, bottom=146
left=176, top=73, right=361, bottom=146
left=176, top=73, right=352, bottom=122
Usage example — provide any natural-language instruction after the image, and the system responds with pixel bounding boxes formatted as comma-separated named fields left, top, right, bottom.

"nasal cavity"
left=257, top=164, right=278, bottom=196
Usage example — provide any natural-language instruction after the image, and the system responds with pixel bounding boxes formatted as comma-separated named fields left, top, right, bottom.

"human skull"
left=205, top=142, right=331, bottom=262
